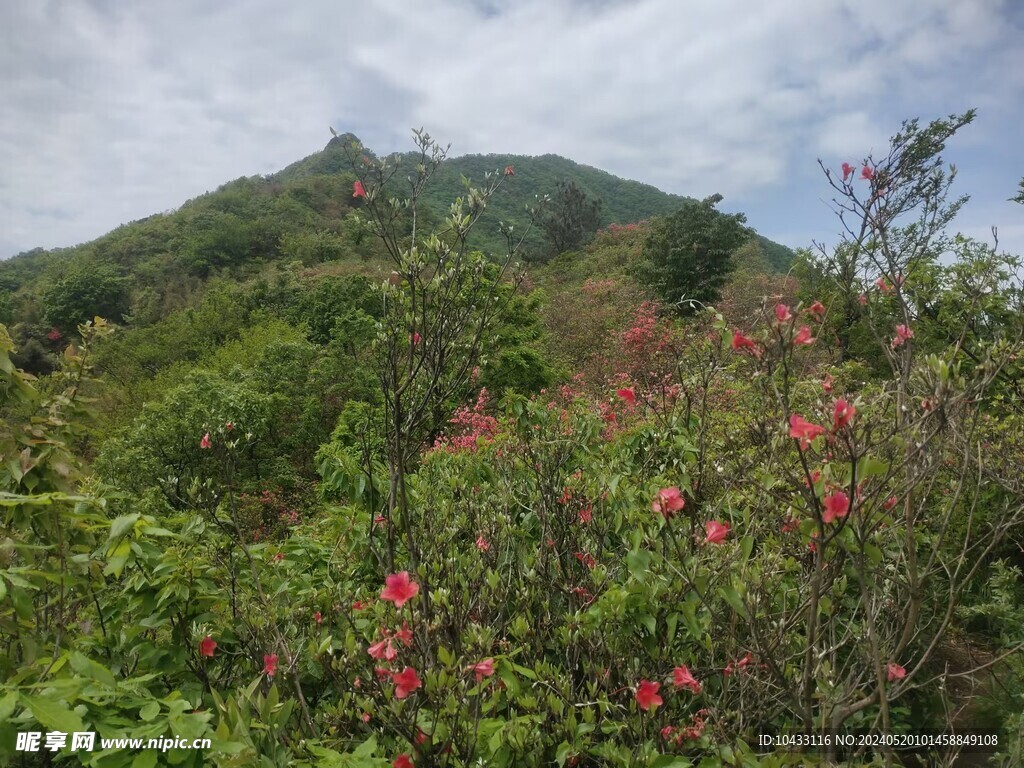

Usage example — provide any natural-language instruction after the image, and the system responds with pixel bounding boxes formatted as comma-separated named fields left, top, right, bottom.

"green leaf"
left=70, top=651, right=117, bottom=688
left=20, top=693, right=86, bottom=734
left=139, top=701, right=160, bottom=721
left=626, top=549, right=651, bottom=583
left=740, top=535, right=754, bottom=562
left=718, top=584, right=750, bottom=620
left=109, top=513, right=140, bottom=541
left=132, top=751, right=158, bottom=768
left=0, top=691, right=18, bottom=722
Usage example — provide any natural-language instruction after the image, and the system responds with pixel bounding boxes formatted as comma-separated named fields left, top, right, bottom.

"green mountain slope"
left=1, top=134, right=794, bottom=333
left=276, top=135, right=795, bottom=266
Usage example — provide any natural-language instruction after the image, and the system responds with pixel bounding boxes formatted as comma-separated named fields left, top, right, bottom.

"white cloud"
left=1, top=0, right=1022, bottom=258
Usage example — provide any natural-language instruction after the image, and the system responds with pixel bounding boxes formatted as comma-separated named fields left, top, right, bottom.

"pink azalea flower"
left=775, top=303, right=793, bottom=323
left=367, top=637, right=398, bottom=661
left=504, top=165, right=515, bottom=177
left=806, top=300, right=826, bottom=321
left=861, top=165, right=875, bottom=181
left=635, top=680, right=663, bottom=711
left=394, top=622, right=414, bottom=647
left=199, top=636, right=217, bottom=658
left=469, top=658, right=495, bottom=682
left=833, top=398, right=856, bottom=431
left=892, top=324, right=914, bottom=348
left=353, top=180, right=367, bottom=198
left=822, top=491, right=850, bottom=524
left=380, top=572, right=420, bottom=608
left=200, top=433, right=212, bottom=449
left=789, top=414, right=826, bottom=451
left=263, top=654, right=278, bottom=678
left=841, top=162, right=855, bottom=181
left=704, top=520, right=730, bottom=544
left=731, top=331, right=758, bottom=354
left=392, top=666, right=422, bottom=699
left=617, top=387, right=636, bottom=405
left=887, top=662, right=907, bottom=681
left=793, top=325, right=815, bottom=345
left=672, top=665, right=702, bottom=694
left=652, top=487, right=686, bottom=519
left=475, top=535, right=490, bottom=552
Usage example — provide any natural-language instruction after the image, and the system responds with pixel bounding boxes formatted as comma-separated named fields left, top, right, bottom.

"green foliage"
left=638, top=195, right=754, bottom=314
left=43, top=260, right=130, bottom=331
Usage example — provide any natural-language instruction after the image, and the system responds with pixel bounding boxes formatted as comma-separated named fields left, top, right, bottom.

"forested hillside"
left=2, top=115, right=1024, bottom=767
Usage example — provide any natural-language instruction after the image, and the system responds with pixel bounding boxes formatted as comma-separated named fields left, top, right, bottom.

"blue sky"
left=2, top=0, right=1022, bottom=260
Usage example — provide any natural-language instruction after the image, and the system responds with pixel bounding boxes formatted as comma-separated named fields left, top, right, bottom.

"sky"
left=2, top=0, right=1023, bottom=261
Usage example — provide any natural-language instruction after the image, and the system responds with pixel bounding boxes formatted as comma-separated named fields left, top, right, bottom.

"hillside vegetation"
left=2, top=115, right=1024, bottom=767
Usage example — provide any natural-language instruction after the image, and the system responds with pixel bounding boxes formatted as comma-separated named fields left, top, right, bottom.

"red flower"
left=394, top=621, right=413, bottom=647
left=47, top=328, right=63, bottom=342
left=672, top=665, right=702, bottom=694
left=883, top=496, right=898, bottom=511
left=475, top=535, right=490, bottom=552
left=470, top=658, right=495, bottom=682
left=704, top=520, right=730, bottom=544
left=617, top=387, right=636, bottom=405
left=352, top=600, right=368, bottom=611
left=833, top=398, right=856, bottom=431
left=273, top=552, right=284, bottom=562
left=393, top=754, right=414, bottom=768
left=822, top=374, right=834, bottom=394
left=263, top=654, right=278, bottom=678
left=575, top=551, right=596, bottom=569
left=887, top=662, right=907, bottom=682
left=504, top=165, right=515, bottom=177
left=841, top=162, right=855, bottom=181
left=635, top=680, right=662, bottom=711
left=861, top=165, right=874, bottom=181
left=392, top=666, right=422, bottom=699
left=225, top=421, right=234, bottom=430
left=793, top=325, right=815, bottom=345
left=200, top=433, right=212, bottom=449
left=314, top=611, right=323, bottom=625
left=892, top=324, right=914, bottom=348
left=874, top=276, right=891, bottom=293
left=858, top=293, right=868, bottom=306
left=775, top=303, right=793, bottom=323
left=822, top=491, right=850, bottom=524
left=415, top=729, right=428, bottom=745
left=807, top=300, right=826, bottom=321
left=381, top=572, right=420, bottom=608
left=789, top=414, right=825, bottom=451
left=361, top=711, right=370, bottom=722
left=368, top=637, right=398, bottom=661
left=731, top=330, right=758, bottom=354
left=578, top=506, right=592, bottom=524
left=353, top=180, right=367, bottom=198
left=199, top=636, right=217, bottom=658
left=411, top=332, right=422, bottom=345
left=652, top=487, right=686, bottom=519
left=725, top=652, right=755, bottom=676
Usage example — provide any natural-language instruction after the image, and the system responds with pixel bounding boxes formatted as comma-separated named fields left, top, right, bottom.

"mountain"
left=277, top=136, right=795, bottom=268
left=0, top=134, right=795, bottom=331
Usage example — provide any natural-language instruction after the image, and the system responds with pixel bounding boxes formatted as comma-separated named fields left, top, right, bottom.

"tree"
left=538, top=179, right=602, bottom=257
left=638, top=194, right=752, bottom=313
left=334, top=129, right=536, bottom=572
left=42, top=261, right=130, bottom=331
